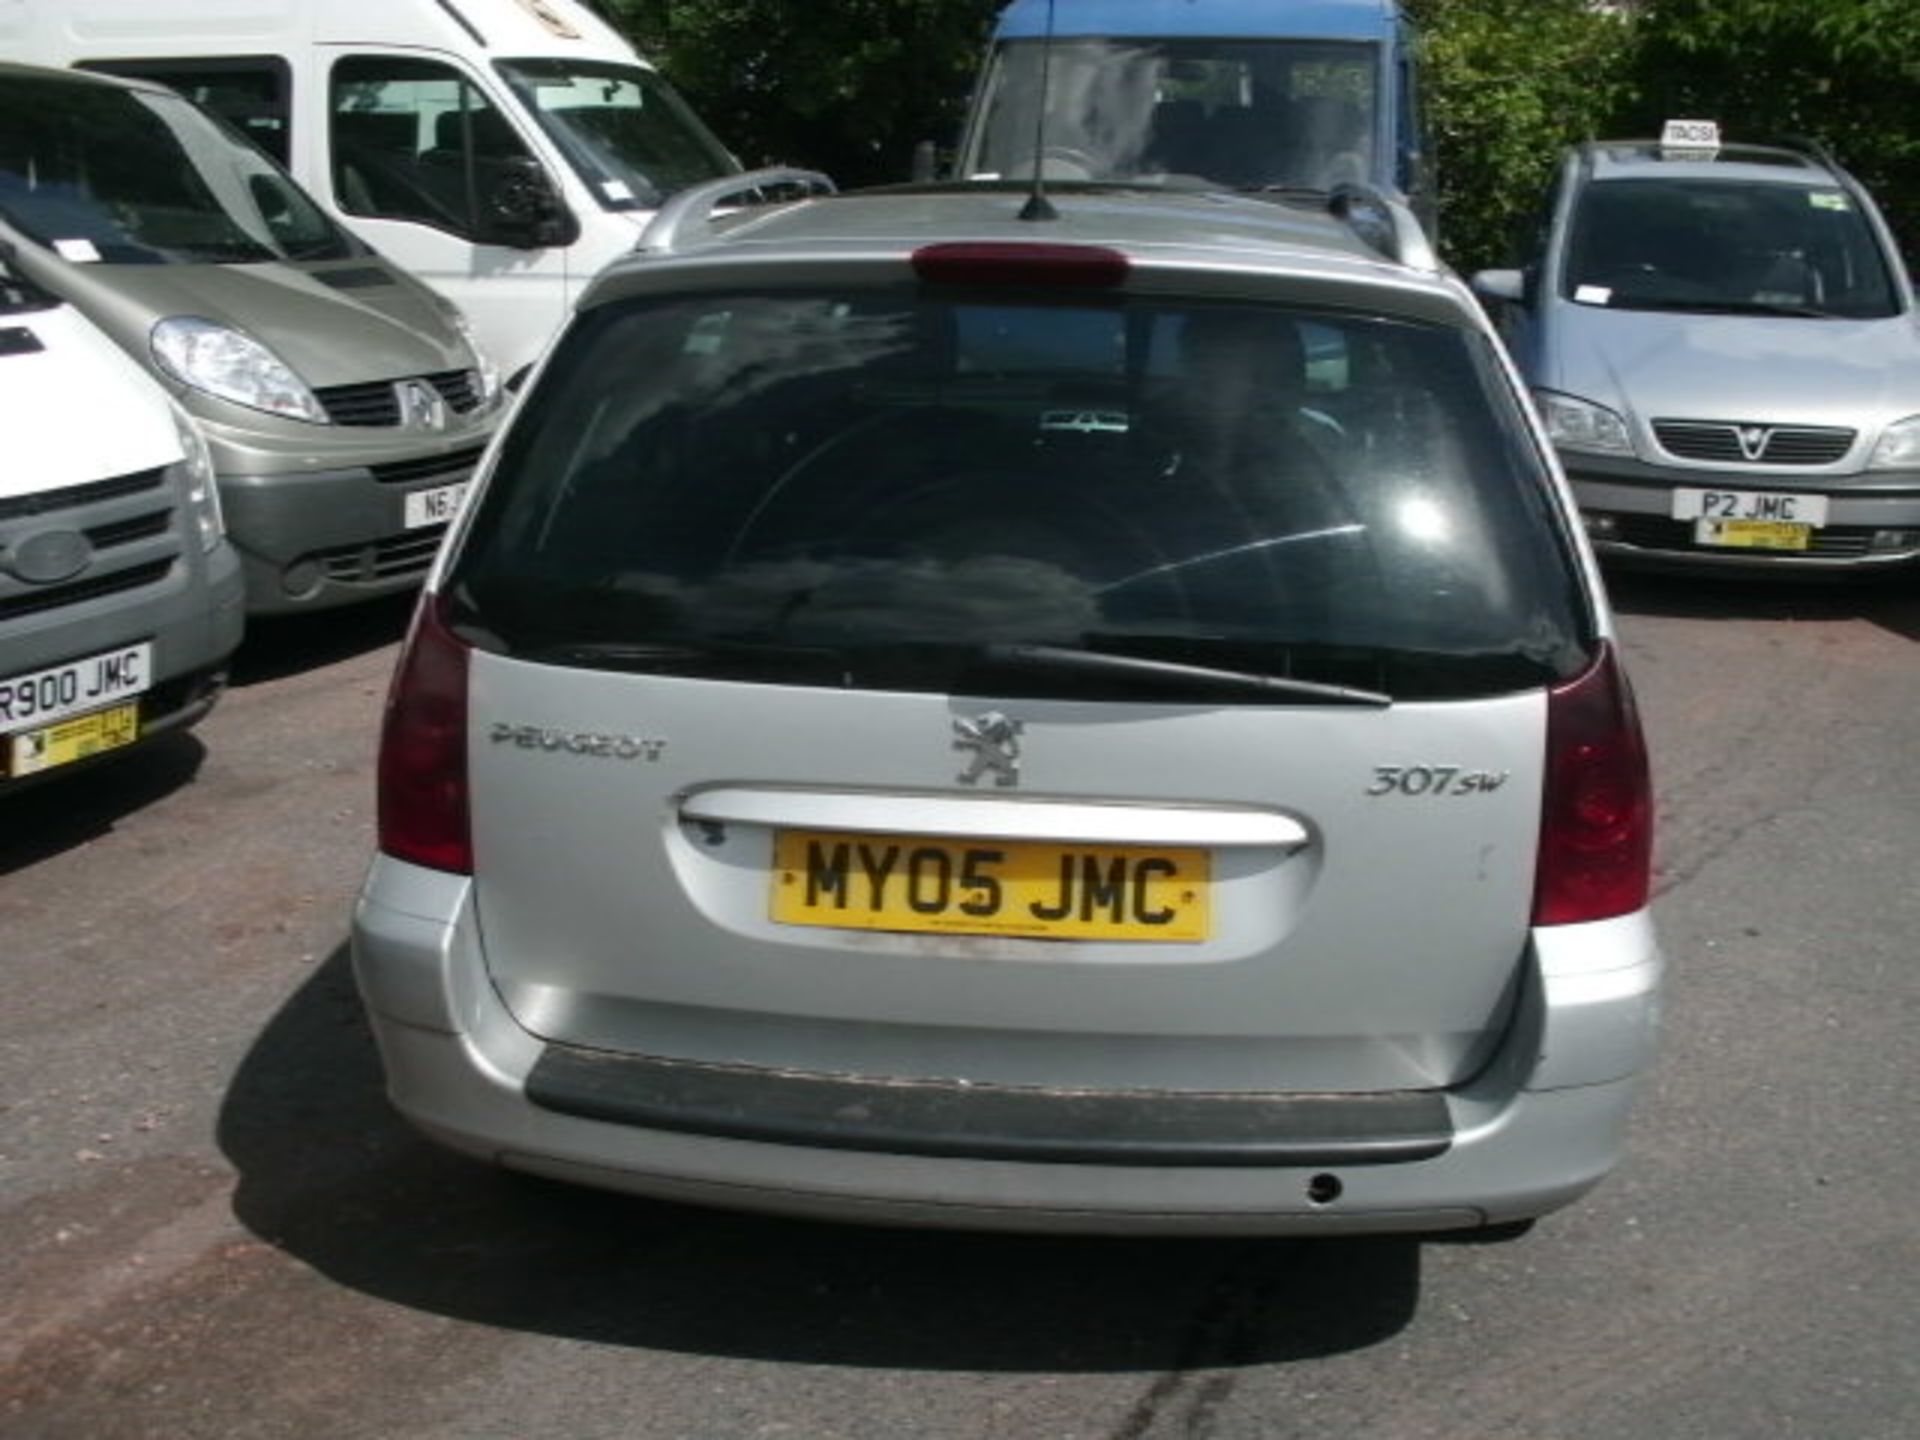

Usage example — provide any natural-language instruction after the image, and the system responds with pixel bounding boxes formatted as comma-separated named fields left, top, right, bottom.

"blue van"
left=954, top=0, right=1432, bottom=228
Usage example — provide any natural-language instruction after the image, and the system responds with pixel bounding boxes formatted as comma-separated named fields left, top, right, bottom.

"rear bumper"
left=352, top=859, right=1663, bottom=1235
left=525, top=1045, right=1456, bottom=1168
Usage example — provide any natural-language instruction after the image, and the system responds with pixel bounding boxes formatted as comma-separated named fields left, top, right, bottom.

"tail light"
left=1533, top=642, right=1653, bottom=926
left=377, top=592, right=472, bottom=874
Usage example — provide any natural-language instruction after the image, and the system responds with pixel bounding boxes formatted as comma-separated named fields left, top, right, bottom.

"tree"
left=1629, top=0, right=1920, bottom=257
left=601, top=0, right=1001, bottom=187
left=597, top=2, right=1918, bottom=272
left=1403, top=0, right=1638, bottom=272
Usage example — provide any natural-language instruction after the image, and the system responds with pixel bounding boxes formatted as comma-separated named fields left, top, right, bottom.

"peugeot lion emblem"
left=953, top=711, right=1023, bottom=787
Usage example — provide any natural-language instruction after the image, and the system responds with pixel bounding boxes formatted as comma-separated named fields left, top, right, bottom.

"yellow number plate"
left=7, top=702, right=141, bottom=777
left=771, top=829, right=1210, bottom=942
left=1694, top=518, right=1812, bottom=551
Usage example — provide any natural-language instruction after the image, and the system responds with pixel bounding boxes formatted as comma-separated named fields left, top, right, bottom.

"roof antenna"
left=1018, top=0, right=1060, bottom=221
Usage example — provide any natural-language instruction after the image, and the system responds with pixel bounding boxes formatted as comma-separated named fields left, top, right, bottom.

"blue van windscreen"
left=969, top=39, right=1379, bottom=192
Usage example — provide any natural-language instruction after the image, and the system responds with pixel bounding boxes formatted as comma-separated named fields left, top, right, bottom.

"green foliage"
left=598, top=0, right=1001, bottom=187
left=598, top=1, right=1919, bottom=271
left=1403, top=0, right=1637, bottom=272
left=1628, top=0, right=1920, bottom=257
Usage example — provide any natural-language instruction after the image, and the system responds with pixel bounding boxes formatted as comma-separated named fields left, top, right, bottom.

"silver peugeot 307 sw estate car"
left=1475, top=125, right=1920, bottom=573
left=353, top=171, right=1662, bottom=1235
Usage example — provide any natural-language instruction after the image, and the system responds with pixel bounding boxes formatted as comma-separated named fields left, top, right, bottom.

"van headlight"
left=1534, top=390, right=1633, bottom=455
left=1868, top=414, right=1920, bottom=471
left=150, top=316, right=329, bottom=424
left=168, top=401, right=225, bottom=552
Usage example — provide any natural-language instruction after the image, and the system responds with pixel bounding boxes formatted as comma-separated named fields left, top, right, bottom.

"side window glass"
left=1395, top=57, right=1417, bottom=190
left=1298, top=321, right=1348, bottom=395
left=79, top=58, right=291, bottom=166
left=330, top=55, right=535, bottom=242
left=1516, top=173, right=1563, bottom=268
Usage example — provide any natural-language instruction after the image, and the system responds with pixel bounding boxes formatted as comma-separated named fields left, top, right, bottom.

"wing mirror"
left=1471, top=269, right=1529, bottom=305
left=485, top=158, right=577, bottom=249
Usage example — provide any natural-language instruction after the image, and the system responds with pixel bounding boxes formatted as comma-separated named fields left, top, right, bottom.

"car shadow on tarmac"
left=2, top=593, right=412, bottom=873
left=0, top=730, right=205, bottom=877
left=219, top=946, right=1424, bottom=1373
left=1604, top=566, right=1920, bottom=642
left=230, top=592, right=417, bottom=689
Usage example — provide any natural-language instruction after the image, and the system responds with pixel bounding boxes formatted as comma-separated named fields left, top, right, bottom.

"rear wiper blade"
left=987, top=642, right=1391, bottom=707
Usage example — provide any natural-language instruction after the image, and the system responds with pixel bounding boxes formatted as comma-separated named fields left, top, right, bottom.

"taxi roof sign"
left=1660, top=119, right=1722, bottom=153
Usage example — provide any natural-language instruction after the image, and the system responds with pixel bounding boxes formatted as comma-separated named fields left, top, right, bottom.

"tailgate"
left=467, top=656, right=1544, bottom=1094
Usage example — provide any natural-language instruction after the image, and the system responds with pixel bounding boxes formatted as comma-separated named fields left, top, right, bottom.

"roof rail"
left=1769, top=133, right=1843, bottom=174
left=638, top=167, right=837, bottom=254
left=1328, top=184, right=1438, bottom=273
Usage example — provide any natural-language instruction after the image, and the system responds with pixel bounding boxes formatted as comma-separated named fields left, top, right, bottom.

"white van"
left=2, top=253, right=242, bottom=789
left=0, top=0, right=740, bottom=383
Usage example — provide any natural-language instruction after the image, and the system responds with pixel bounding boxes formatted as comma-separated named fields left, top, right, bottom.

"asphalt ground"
left=3, top=571, right=1917, bottom=1439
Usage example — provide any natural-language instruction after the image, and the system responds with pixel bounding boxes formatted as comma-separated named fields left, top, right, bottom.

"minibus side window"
left=330, top=55, right=541, bottom=244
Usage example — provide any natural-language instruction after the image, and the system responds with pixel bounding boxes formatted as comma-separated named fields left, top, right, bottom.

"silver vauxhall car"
left=1475, top=130, right=1920, bottom=573
left=353, top=173, right=1662, bottom=1235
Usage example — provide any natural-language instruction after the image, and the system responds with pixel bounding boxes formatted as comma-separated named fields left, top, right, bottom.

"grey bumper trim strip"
left=526, top=1046, right=1454, bottom=1168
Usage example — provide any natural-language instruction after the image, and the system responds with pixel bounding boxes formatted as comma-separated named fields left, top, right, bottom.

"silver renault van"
left=354, top=175, right=1661, bottom=1235
left=0, top=63, right=501, bottom=612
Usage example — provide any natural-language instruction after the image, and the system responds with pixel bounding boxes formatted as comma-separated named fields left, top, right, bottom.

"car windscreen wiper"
left=194, top=243, right=282, bottom=264
left=985, top=642, right=1392, bottom=706
left=1244, top=184, right=1333, bottom=202
left=1608, top=296, right=1841, bottom=319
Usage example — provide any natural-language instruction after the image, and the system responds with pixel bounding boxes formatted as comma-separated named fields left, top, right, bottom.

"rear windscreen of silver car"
left=447, top=292, right=1592, bottom=701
